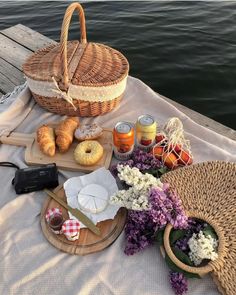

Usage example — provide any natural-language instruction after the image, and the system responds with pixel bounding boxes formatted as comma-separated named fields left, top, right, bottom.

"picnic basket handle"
left=60, top=2, right=87, bottom=89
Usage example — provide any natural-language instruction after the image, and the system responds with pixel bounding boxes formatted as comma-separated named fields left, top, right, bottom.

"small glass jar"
left=49, top=213, right=64, bottom=232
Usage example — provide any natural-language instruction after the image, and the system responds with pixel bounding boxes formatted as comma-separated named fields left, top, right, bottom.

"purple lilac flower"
left=169, top=272, right=188, bottom=295
left=131, top=149, right=162, bottom=171
left=110, top=149, right=163, bottom=177
left=124, top=210, right=157, bottom=255
left=167, top=191, right=188, bottom=229
left=175, top=237, right=190, bottom=252
left=187, top=218, right=207, bottom=233
left=149, top=185, right=188, bottom=230
left=148, top=187, right=172, bottom=228
left=174, top=218, right=207, bottom=253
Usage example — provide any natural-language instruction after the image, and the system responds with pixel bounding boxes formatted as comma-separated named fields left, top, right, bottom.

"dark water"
left=0, top=1, right=236, bottom=129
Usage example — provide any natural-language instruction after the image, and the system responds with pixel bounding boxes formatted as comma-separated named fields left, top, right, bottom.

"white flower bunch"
left=188, top=231, right=218, bottom=266
left=110, top=165, right=163, bottom=210
left=110, top=187, right=149, bottom=210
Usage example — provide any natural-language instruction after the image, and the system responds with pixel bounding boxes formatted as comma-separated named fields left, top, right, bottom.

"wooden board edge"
left=40, top=186, right=127, bottom=255
left=25, top=128, right=114, bottom=173
left=41, top=209, right=127, bottom=256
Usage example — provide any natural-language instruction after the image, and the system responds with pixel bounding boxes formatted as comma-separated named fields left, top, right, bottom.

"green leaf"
left=170, top=229, right=186, bottom=245
left=165, top=254, right=201, bottom=279
left=155, top=229, right=164, bottom=245
left=172, top=247, right=193, bottom=266
left=158, top=166, right=169, bottom=176
left=202, top=225, right=218, bottom=240
left=183, top=270, right=201, bottom=279
left=165, top=254, right=184, bottom=273
left=143, top=168, right=158, bottom=177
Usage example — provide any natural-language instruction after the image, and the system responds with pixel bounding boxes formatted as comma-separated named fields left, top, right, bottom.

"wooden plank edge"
left=0, top=59, right=25, bottom=93
left=0, top=34, right=32, bottom=70
left=1, top=24, right=57, bottom=52
left=161, top=94, right=236, bottom=141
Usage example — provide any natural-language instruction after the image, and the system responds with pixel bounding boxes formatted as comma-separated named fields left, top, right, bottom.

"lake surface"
left=0, top=1, right=235, bottom=129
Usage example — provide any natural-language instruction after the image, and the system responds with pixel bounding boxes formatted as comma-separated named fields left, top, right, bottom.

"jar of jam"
left=49, top=213, right=64, bottom=232
left=45, top=208, right=64, bottom=234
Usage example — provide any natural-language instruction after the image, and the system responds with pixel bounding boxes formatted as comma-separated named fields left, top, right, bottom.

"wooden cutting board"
left=41, top=185, right=127, bottom=255
left=0, top=125, right=113, bottom=172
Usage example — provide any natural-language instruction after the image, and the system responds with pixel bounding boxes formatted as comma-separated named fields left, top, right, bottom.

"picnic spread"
left=0, top=2, right=236, bottom=295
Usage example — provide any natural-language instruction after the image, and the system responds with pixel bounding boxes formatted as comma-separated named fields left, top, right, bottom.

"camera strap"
left=0, top=162, right=20, bottom=170
left=0, top=162, right=20, bottom=185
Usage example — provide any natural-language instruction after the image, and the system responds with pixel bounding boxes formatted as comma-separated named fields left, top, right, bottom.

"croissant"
left=37, top=125, right=55, bottom=157
left=55, top=117, right=79, bottom=153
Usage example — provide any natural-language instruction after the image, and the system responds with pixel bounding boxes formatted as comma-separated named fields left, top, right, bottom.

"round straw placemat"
left=161, top=161, right=236, bottom=295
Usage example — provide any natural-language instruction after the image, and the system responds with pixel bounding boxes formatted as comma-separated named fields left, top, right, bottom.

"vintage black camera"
left=12, top=163, right=59, bottom=194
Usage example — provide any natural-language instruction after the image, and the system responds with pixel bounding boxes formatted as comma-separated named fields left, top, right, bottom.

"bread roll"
left=37, top=125, right=55, bottom=157
left=55, top=117, right=79, bottom=153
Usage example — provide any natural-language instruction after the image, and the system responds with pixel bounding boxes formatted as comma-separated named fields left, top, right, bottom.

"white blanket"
left=0, top=76, right=235, bottom=295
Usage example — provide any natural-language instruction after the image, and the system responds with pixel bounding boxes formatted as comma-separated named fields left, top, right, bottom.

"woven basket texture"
left=161, top=161, right=236, bottom=295
left=22, top=3, right=129, bottom=117
left=23, top=41, right=128, bottom=85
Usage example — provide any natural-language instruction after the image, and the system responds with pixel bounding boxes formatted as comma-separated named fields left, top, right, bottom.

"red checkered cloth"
left=62, top=219, right=80, bottom=241
left=45, top=207, right=62, bottom=223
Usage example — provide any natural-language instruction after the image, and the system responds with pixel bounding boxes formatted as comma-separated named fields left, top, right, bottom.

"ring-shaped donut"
left=74, top=140, right=104, bottom=166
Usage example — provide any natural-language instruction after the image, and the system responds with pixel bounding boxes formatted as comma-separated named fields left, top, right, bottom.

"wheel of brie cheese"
left=78, top=184, right=109, bottom=214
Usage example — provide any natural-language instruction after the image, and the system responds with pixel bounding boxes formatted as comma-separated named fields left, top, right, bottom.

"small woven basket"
left=23, top=2, right=129, bottom=117
left=161, top=161, right=236, bottom=295
left=163, top=212, right=224, bottom=276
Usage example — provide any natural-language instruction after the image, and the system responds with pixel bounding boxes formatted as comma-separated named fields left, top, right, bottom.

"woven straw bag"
left=22, top=2, right=129, bottom=117
left=161, top=161, right=236, bottom=295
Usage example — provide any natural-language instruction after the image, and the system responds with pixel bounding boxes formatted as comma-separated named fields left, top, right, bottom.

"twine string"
left=51, top=77, right=77, bottom=111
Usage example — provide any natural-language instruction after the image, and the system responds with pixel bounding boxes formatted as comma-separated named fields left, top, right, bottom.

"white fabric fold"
left=0, top=83, right=35, bottom=136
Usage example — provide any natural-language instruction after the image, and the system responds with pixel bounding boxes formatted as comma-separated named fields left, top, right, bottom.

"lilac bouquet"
left=110, top=149, right=218, bottom=295
left=110, top=148, right=168, bottom=177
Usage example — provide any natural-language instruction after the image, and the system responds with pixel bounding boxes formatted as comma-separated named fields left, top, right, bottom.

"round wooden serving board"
left=41, top=185, right=127, bottom=255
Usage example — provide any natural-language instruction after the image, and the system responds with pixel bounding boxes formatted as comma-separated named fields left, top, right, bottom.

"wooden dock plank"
left=162, top=95, right=236, bottom=141
left=0, top=24, right=235, bottom=141
left=1, top=24, right=57, bottom=52
left=0, top=58, right=25, bottom=94
left=0, top=34, right=32, bottom=70
left=0, top=72, right=18, bottom=95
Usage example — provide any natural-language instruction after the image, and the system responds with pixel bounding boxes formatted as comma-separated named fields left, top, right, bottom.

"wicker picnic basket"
left=161, top=161, right=236, bottom=295
left=22, top=2, right=129, bottom=117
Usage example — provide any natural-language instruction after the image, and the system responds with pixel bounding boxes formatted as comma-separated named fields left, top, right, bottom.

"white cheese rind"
left=78, top=184, right=109, bottom=214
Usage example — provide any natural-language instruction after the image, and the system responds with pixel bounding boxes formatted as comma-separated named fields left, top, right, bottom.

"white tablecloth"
left=0, top=76, right=235, bottom=295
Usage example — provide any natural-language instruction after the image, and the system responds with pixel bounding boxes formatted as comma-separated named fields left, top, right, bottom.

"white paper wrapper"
left=64, top=167, right=120, bottom=228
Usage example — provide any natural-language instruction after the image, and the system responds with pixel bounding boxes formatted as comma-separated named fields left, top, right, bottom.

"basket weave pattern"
left=22, top=3, right=129, bottom=117
left=32, top=93, right=122, bottom=117
left=161, top=161, right=236, bottom=295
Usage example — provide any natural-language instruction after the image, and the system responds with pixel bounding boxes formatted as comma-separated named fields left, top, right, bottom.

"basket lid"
left=23, top=40, right=129, bottom=87
left=22, top=2, right=129, bottom=89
